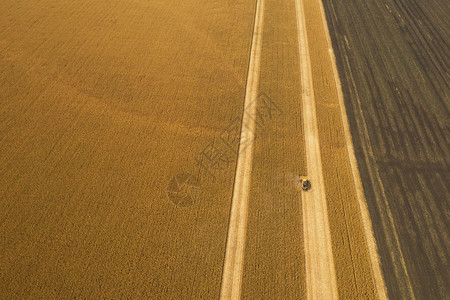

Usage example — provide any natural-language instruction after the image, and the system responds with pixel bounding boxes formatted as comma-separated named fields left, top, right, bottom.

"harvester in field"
left=300, top=178, right=311, bottom=191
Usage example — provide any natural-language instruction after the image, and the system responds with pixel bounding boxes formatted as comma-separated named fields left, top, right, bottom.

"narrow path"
left=219, top=0, right=265, bottom=298
left=294, top=0, right=338, bottom=298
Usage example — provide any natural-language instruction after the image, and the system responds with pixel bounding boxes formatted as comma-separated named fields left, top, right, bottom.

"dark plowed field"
left=322, top=0, right=449, bottom=298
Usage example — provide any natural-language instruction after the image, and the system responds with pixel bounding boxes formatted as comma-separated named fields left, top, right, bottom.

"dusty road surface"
left=0, top=0, right=446, bottom=298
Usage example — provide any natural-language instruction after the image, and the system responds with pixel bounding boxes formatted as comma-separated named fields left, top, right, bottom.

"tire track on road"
left=294, top=0, right=338, bottom=298
left=219, top=0, right=265, bottom=298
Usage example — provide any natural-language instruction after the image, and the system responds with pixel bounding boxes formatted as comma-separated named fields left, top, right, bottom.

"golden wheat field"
left=241, top=0, right=306, bottom=297
left=1, top=0, right=446, bottom=298
left=0, top=0, right=257, bottom=297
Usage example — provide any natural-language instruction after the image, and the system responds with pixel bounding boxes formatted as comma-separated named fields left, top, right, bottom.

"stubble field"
left=322, top=0, right=449, bottom=298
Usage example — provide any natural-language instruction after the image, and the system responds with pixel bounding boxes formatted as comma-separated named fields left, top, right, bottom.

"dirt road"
left=220, top=0, right=265, bottom=298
